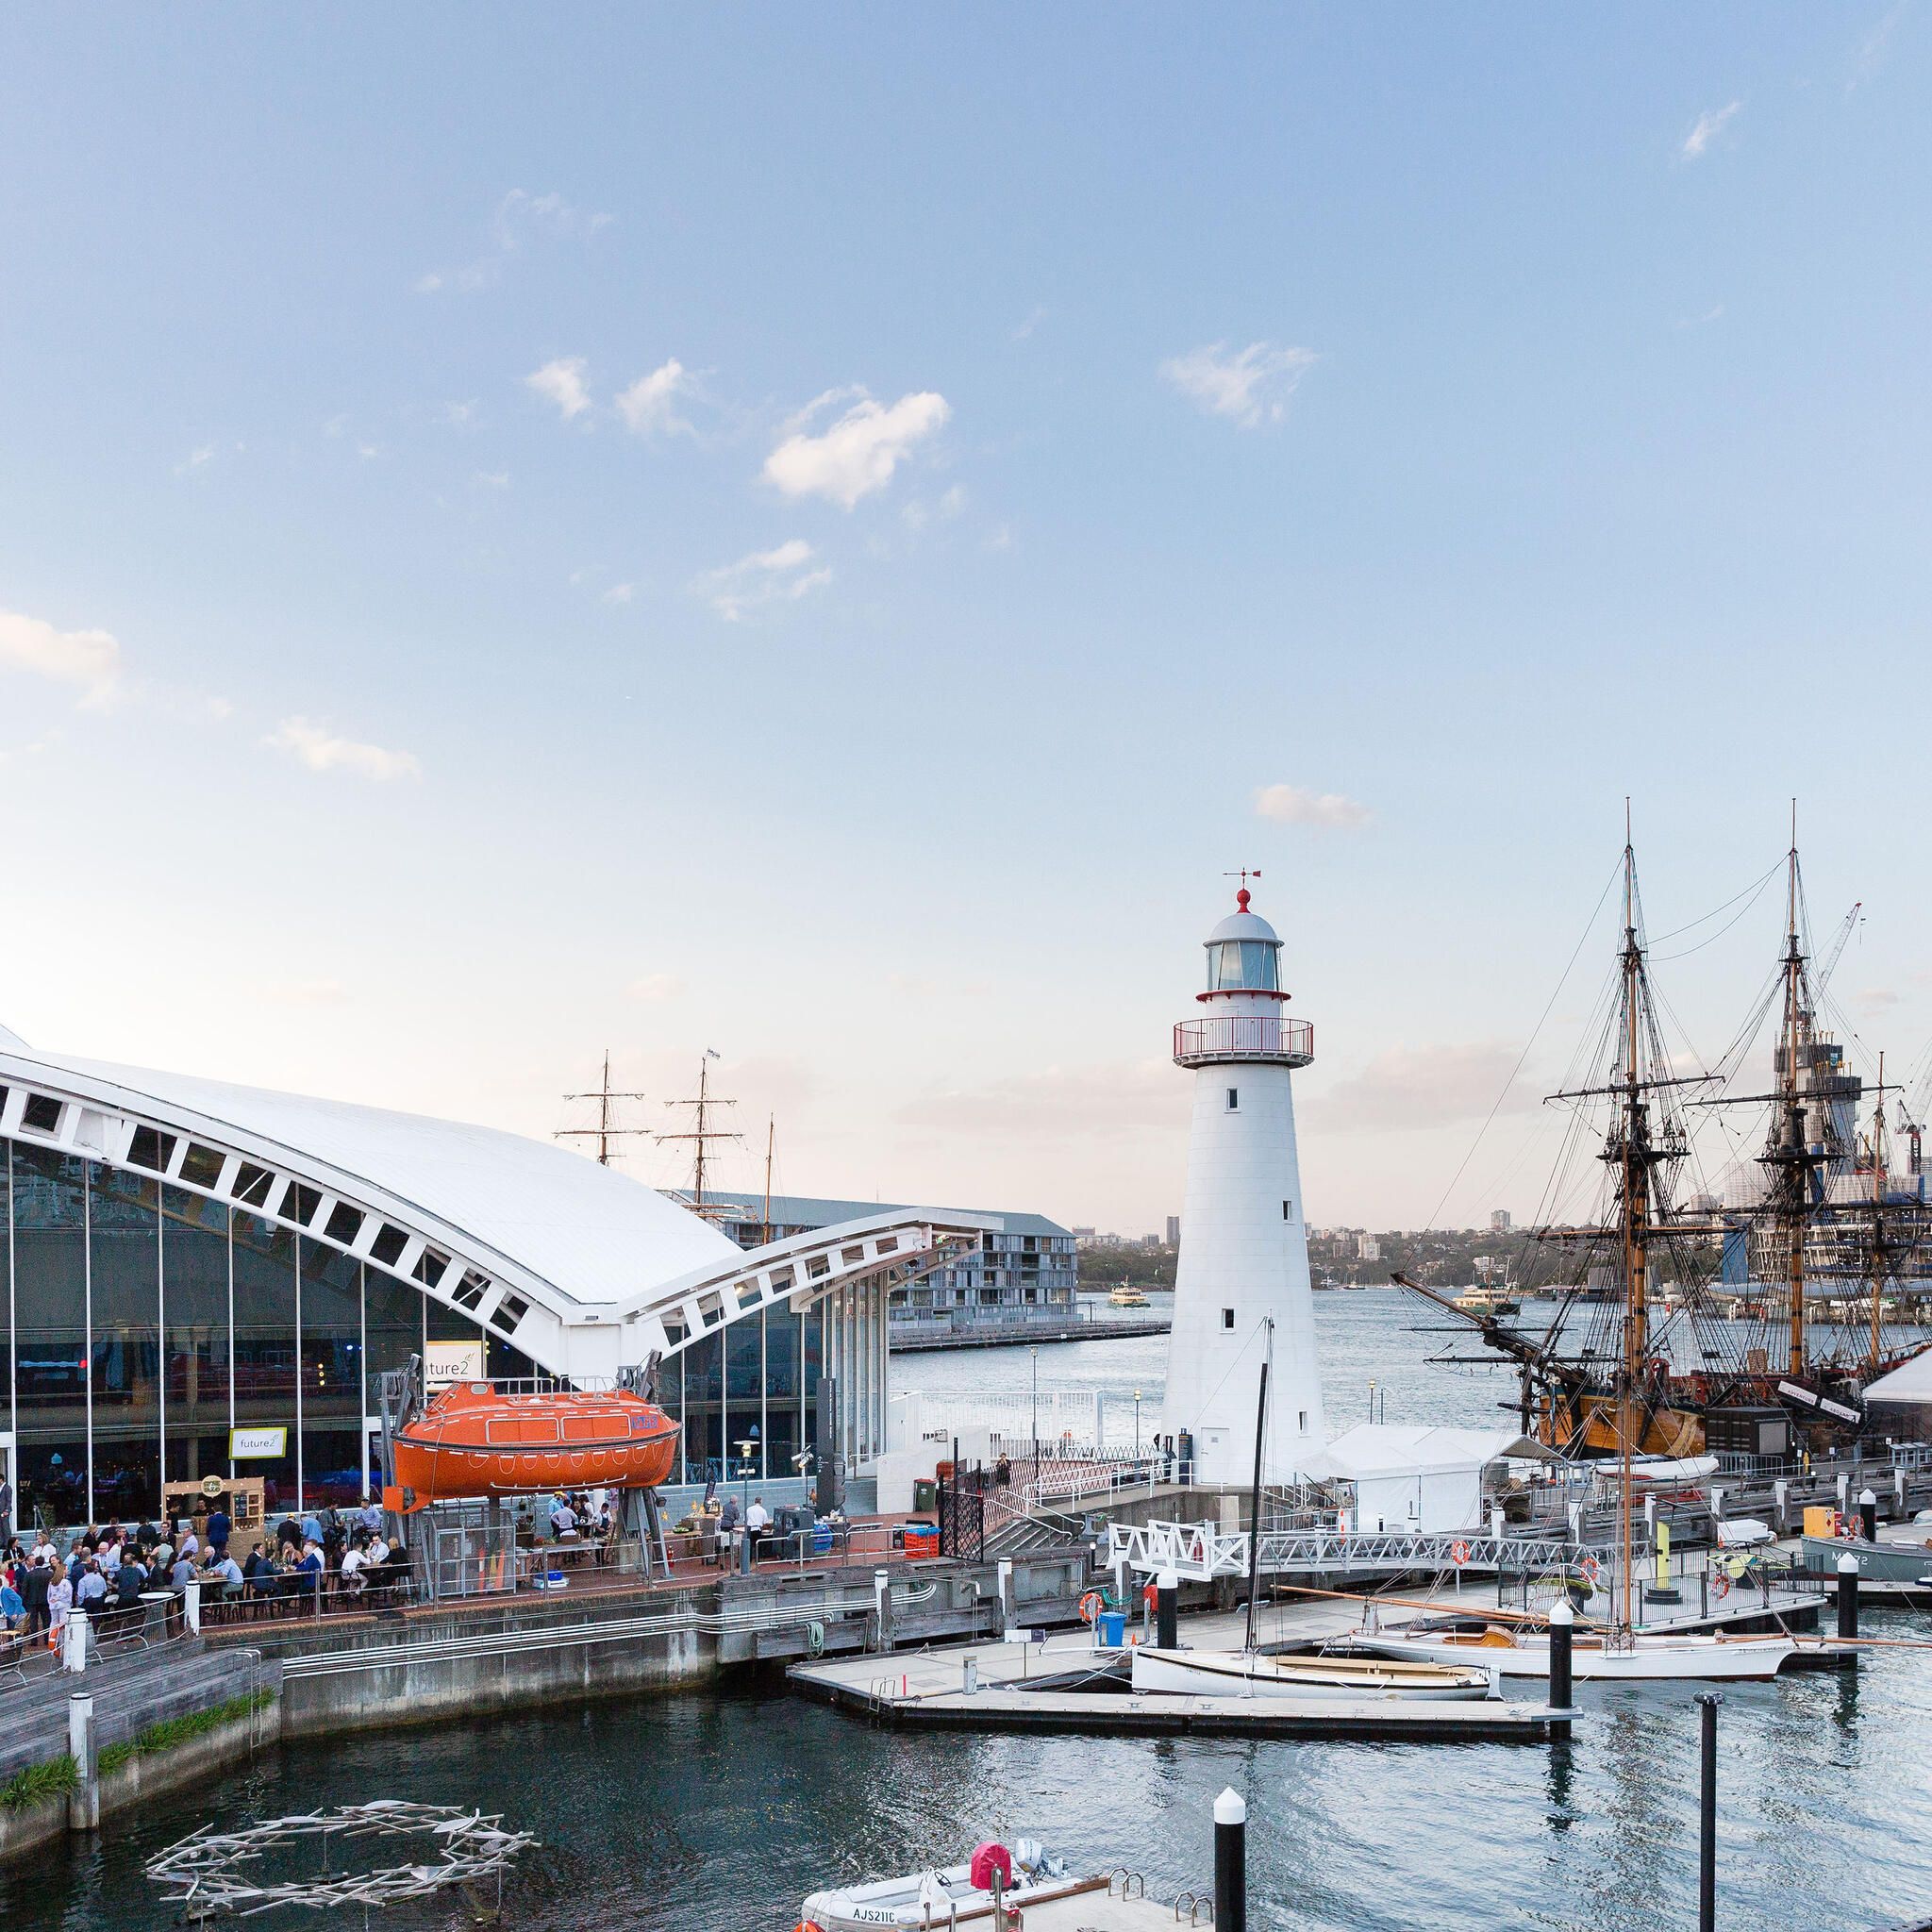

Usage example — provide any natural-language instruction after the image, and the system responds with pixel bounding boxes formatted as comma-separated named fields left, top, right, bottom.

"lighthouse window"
left=1221, top=1307, right=1235, bottom=1331
left=1226, top=1088, right=1239, bottom=1111
left=1208, top=940, right=1281, bottom=992
left=1298, top=1410, right=1309, bottom=1433
left=1283, top=1200, right=1293, bottom=1221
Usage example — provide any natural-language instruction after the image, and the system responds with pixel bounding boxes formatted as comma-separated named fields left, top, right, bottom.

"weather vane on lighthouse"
left=1224, top=868, right=1263, bottom=911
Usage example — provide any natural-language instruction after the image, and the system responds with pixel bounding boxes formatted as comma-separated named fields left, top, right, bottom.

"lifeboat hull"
left=389, top=1382, right=679, bottom=1509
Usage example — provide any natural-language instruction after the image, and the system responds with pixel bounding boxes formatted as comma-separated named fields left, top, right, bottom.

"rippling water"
left=13, top=1291, right=1932, bottom=1930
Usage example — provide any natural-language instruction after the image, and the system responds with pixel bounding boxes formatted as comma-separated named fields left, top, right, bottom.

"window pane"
left=231, top=1210, right=298, bottom=1513
left=10, top=1142, right=90, bottom=1528
left=363, top=1267, right=421, bottom=1418
left=162, top=1185, right=230, bottom=1486
left=90, top=1163, right=161, bottom=1521
left=299, top=1238, right=363, bottom=1507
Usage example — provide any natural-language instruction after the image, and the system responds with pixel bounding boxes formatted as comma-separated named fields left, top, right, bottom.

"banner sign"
left=425, top=1341, right=487, bottom=1391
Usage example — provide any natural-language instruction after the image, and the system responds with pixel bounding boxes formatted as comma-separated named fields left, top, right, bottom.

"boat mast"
left=762, top=1112, right=776, bottom=1242
left=1776, top=826, right=1810, bottom=1381
left=555, top=1049, right=648, bottom=1166
left=1870, top=1053, right=1887, bottom=1374
left=658, top=1054, right=741, bottom=1219
left=1617, top=827, right=1641, bottom=1633
left=1242, top=1317, right=1273, bottom=1655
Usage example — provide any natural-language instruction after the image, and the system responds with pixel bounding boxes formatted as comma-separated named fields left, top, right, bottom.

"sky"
left=3, top=8, right=1930, bottom=1236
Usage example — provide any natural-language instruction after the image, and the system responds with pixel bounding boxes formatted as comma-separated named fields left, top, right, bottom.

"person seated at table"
left=206, top=1550, right=244, bottom=1593
left=339, top=1539, right=368, bottom=1595
left=242, top=1541, right=277, bottom=1591
left=294, top=1539, right=325, bottom=1598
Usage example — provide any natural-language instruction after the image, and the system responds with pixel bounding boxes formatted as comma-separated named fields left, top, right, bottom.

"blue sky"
left=3, top=8, right=1928, bottom=1231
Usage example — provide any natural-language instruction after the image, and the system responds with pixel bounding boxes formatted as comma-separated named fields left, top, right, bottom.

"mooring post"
left=68, top=1693, right=99, bottom=1830
left=1696, top=1692, right=1720, bottom=1932
left=1773, top=1478, right=1788, bottom=1535
left=874, top=1569, right=894, bottom=1652
left=1547, top=1597, right=1574, bottom=1738
left=182, top=1577, right=202, bottom=1636
left=1858, top=1488, right=1878, bottom=1544
left=1838, top=1552, right=1860, bottom=1642
left=996, top=1557, right=1014, bottom=1639
left=1837, top=1472, right=1849, bottom=1520
left=1213, top=1787, right=1247, bottom=1932
left=1156, top=1568, right=1178, bottom=1650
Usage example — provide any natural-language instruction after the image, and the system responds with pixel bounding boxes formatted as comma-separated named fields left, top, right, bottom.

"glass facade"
left=1208, top=937, right=1280, bottom=991
left=1, top=1133, right=855, bottom=1527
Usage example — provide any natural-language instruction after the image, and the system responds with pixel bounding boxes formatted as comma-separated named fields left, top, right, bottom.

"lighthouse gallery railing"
left=1172, top=1015, right=1314, bottom=1065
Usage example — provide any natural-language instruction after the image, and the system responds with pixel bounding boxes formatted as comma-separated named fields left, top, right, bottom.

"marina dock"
left=788, top=1605, right=1568, bottom=1741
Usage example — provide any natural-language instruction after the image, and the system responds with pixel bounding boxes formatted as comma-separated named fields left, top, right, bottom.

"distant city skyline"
left=4, top=11, right=1930, bottom=1229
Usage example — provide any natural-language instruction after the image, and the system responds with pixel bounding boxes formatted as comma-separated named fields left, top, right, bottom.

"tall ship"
left=1398, top=827, right=1932, bottom=1458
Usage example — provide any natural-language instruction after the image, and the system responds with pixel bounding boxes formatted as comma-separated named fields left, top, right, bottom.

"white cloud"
left=1254, top=783, right=1371, bottom=829
left=626, top=973, right=684, bottom=1003
left=616, top=358, right=694, bottom=437
left=475, top=470, right=511, bottom=491
left=1675, top=304, right=1725, bottom=329
left=1011, top=305, right=1047, bottom=341
left=1306, top=1042, right=1542, bottom=1135
left=1849, top=4, right=1907, bottom=91
left=602, top=582, right=635, bottom=606
left=0, top=608, right=123, bottom=708
left=1682, top=101, right=1742, bottom=158
left=524, top=357, right=591, bottom=420
left=695, top=539, right=832, bottom=621
left=264, top=717, right=421, bottom=782
left=762, top=390, right=950, bottom=508
left=1162, top=341, right=1317, bottom=428
left=440, top=399, right=479, bottom=428
left=175, top=443, right=217, bottom=476
left=897, top=1060, right=1182, bottom=1138
left=419, top=189, right=611, bottom=293
left=1856, top=987, right=1902, bottom=1014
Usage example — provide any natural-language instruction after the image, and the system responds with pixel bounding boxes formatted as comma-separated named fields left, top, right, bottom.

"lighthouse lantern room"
left=1163, top=884, right=1326, bottom=1486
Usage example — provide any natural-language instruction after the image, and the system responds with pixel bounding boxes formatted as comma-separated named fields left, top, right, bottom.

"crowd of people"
left=0, top=1502, right=408, bottom=1646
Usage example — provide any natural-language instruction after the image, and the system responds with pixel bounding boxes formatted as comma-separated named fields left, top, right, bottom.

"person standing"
left=45, top=1562, right=72, bottom=1647
left=207, top=1504, right=231, bottom=1557
left=20, top=1557, right=52, bottom=1636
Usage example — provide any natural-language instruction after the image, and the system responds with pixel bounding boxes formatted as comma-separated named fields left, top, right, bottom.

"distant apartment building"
left=1356, top=1233, right=1382, bottom=1262
left=1166, top=1215, right=1181, bottom=1246
left=1490, top=1208, right=1512, bottom=1232
left=700, top=1191, right=1078, bottom=1321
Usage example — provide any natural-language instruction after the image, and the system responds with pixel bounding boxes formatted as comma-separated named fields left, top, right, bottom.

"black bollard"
left=1838, top=1553, right=1860, bottom=1642
left=1156, top=1569, right=1179, bottom=1650
left=1213, top=1787, right=1247, bottom=1932
left=1548, top=1598, right=1574, bottom=1738
left=1858, top=1489, right=1878, bottom=1544
left=1696, top=1691, right=1721, bottom=1932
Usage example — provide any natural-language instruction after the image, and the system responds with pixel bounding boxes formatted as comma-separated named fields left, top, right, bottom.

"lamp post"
left=1030, top=1346, right=1040, bottom=1478
left=1133, top=1390, right=1142, bottom=1460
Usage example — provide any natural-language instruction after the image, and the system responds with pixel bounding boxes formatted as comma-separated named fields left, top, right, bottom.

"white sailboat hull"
left=1353, top=1630, right=1796, bottom=1682
left=1130, top=1645, right=1494, bottom=1701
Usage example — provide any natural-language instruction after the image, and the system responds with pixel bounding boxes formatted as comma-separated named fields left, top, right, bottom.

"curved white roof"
left=0, top=1042, right=742, bottom=1308
left=1207, top=908, right=1280, bottom=945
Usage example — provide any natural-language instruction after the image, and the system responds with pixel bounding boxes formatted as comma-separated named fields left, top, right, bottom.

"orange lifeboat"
left=386, top=1381, right=680, bottom=1512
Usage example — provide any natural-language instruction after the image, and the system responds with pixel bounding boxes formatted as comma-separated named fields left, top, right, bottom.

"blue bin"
left=1097, top=1610, right=1126, bottom=1647
left=811, top=1525, right=834, bottom=1554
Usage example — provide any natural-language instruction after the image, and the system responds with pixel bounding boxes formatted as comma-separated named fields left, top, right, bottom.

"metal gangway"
left=1107, top=1519, right=1620, bottom=1584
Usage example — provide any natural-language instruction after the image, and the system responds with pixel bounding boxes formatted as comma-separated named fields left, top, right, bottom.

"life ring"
left=1450, top=1539, right=1472, bottom=1566
left=1579, top=1556, right=1602, bottom=1588
left=1711, top=1574, right=1731, bottom=1600
left=1142, top=1581, right=1158, bottom=1608
left=1078, top=1591, right=1104, bottom=1624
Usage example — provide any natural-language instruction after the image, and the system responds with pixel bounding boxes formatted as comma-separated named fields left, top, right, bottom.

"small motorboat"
left=1350, top=1620, right=1796, bottom=1682
left=387, top=1381, right=679, bottom=1511
left=1131, top=1645, right=1494, bottom=1701
left=801, top=1840, right=1098, bottom=1930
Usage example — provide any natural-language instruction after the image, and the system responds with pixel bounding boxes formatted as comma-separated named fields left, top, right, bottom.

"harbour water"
left=13, top=1291, right=1932, bottom=1931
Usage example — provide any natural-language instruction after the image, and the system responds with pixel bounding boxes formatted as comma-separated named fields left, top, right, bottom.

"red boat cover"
left=969, top=1842, right=1012, bottom=1891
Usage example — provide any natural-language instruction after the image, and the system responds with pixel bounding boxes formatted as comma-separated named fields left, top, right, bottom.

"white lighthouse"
left=1161, top=883, right=1325, bottom=1486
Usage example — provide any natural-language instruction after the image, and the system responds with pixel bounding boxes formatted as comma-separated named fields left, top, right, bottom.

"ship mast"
left=1870, top=1053, right=1887, bottom=1373
left=1617, top=829, right=1642, bottom=1632
left=555, top=1049, right=649, bottom=1166
left=657, top=1053, right=741, bottom=1218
